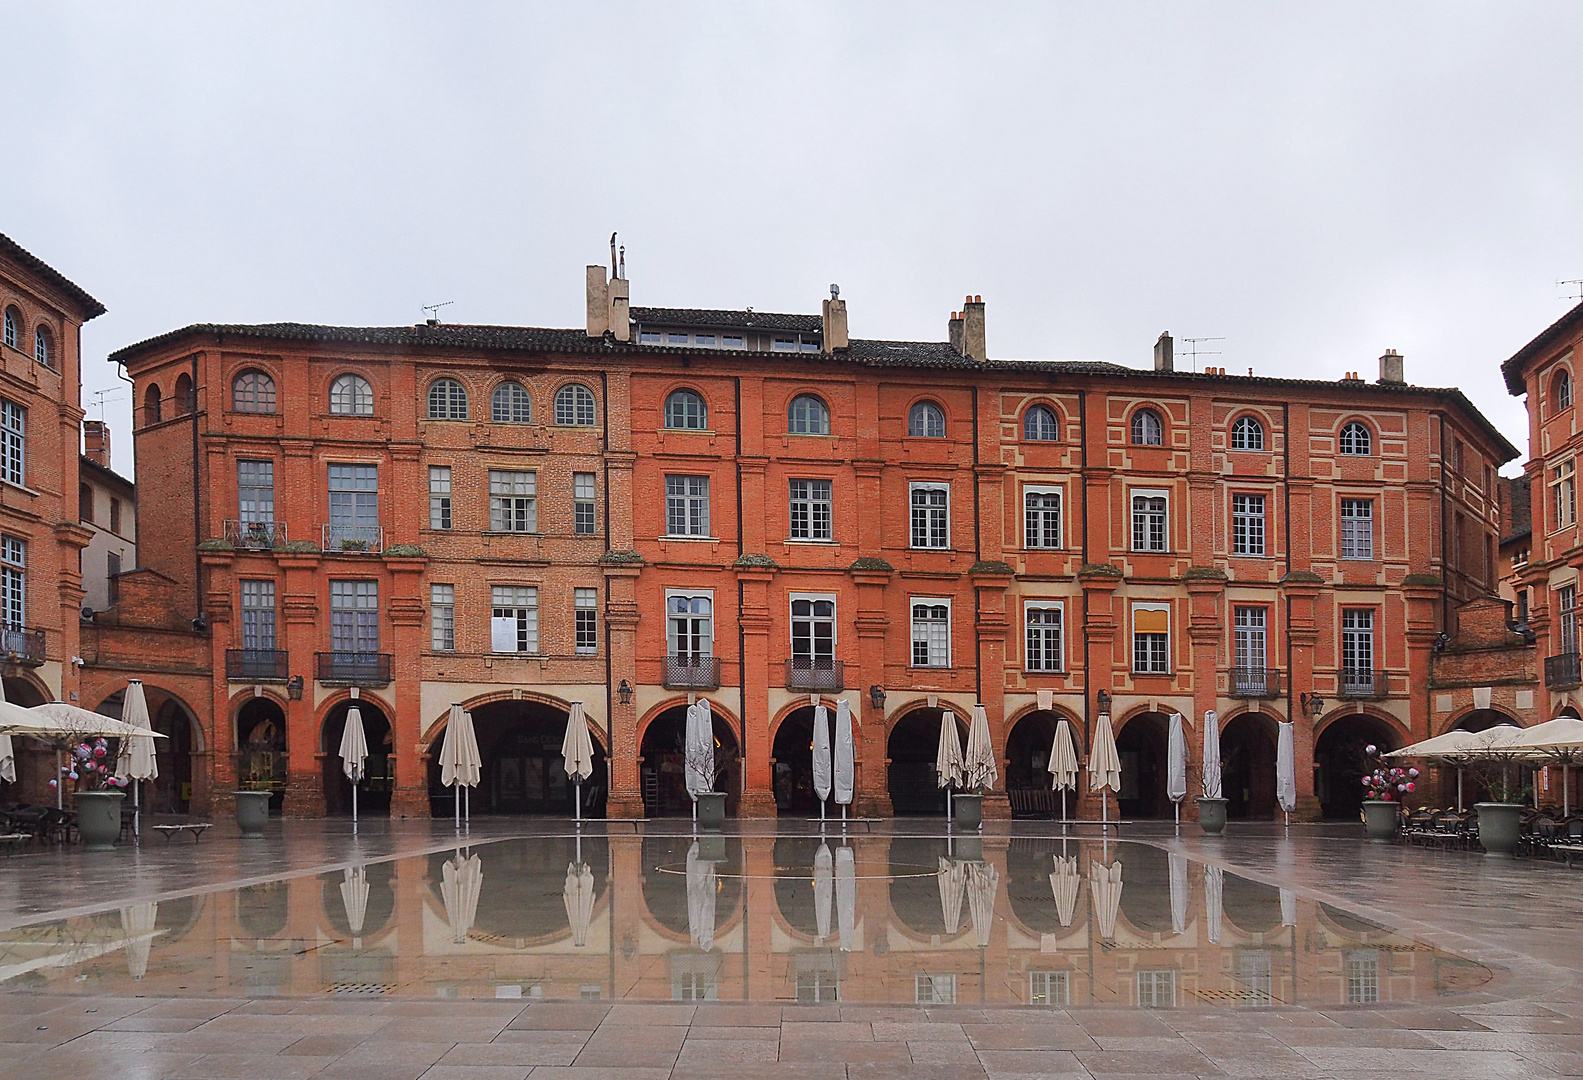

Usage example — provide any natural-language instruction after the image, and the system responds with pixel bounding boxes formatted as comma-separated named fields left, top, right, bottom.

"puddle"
left=0, top=835, right=1492, bottom=1007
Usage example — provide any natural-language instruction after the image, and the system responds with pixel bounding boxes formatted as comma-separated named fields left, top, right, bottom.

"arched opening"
left=639, top=704, right=737, bottom=817
left=1314, top=713, right=1401, bottom=820
left=173, top=372, right=193, bottom=415
left=1115, top=712, right=1170, bottom=818
left=237, top=879, right=289, bottom=939
left=237, top=697, right=288, bottom=814
left=772, top=835, right=825, bottom=936
left=97, top=687, right=199, bottom=814
left=322, top=860, right=396, bottom=939
left=322, top=700, right=393, bottom=817
left=428, top=699, right=607, bottom=816
left=886, top=707, right=965, bottom=815
left=425, top=837, right=612, bottom=942
left=887, top=836, right=957, bottom=939
left=1006, top=839, right=1074, bottom=935
left=1221, top=713, right=1278, bottom=820
left=640, top=834, right=741, bottom=937
left=2, top=676, right=46, bottom=803
left=142, top=383, right=161, bottom=425
left=1448, top=709, right=1523, bottom=807
left=1005, top=711, right=1068, bottom=817
left=771, top=705, right=836, bottom=815
left=1116, top=845, right=1175, bottom=935
left=1222, top=875, right=1282, bottom=936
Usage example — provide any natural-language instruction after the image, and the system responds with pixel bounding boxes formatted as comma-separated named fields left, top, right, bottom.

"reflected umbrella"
left=937, top=856, right=966, bottom=936
left=686, top=840, right=717, bottom=951
left=119, top=901, right=157, bottom=980
left=1048, top=719, right=1079, bottom=823
left=814, top=843, right=833, bottom=941
left=966, top=859, right=999, bottom=949
left=1090, top=859, right=1122, bottom=941
left=1169, top=852, right=1189, bottom=936
left=1049, top=855, right=1080, bottom=928
left=835, top=843, right=856, bottom=952
left=1205, top=864, right=1224, bottom=944
left=339, top=865, right=369, bottom=948
left=1280, top=888, right=1297, bottom=928
left=441, top=851, right=483, bottom=945
left=563, top=860, right=595, bottom=948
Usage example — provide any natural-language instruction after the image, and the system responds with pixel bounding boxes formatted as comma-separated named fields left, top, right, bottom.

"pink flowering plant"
left=1360, top=744, right=1418, bottom=802
left=51, top=738, right=131, bottom=794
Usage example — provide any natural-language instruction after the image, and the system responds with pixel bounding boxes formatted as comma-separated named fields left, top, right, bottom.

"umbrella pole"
left=1456, top=766, right=1463, bottom=814
left=454, top=785, right=459, bottom=830
left=1566, top=766, right=1571, bottom=818
left=465, top=785, right=470, bottom=827
left=55, top=749, right=62, bottom=809
left=352, top=779, right=358, bottom=828
left=575, top=781, right=582, bottom=823
left=1173, top=800, right=1179, bottom=834
left=134, top=779, right=141, bottom=840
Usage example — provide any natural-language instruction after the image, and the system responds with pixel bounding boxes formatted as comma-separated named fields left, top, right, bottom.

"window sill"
left=1, top=479, right=40, bottom=499
left=1025, top=668, right=1067, bottom=675
left=910, top=665, right=953, bottom=672
left=1023, top=545, right=1066, bottom=553
left=1130, top=549, right=1171, bottom=555
left=659, top=428, right=716, bottom=435
left=909, top=546, right=953, bottom=553
left=659, top=535, right=720, bottom=542
left=784, top=538, right=838, bottom=546
left=483, top=530, right=541, bottom=537
left=1131, top=670, right=1174, bottom=677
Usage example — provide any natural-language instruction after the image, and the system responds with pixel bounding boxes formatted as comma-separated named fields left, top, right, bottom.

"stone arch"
left=1314, top=709, right=1406, bottom=819
left=1112, top=709, right=1173, bottom=818
left=769, top=697, right=846, bottom=816
left=94, top=683, right=206, bottom=813
left=638, top=699, right=739, bottom=818
left=637, top=833, right=743, bottom=943
left=425, top=692, right=608, bottom=817
left=1221, top=710, right=1280, bottom=820
left=319, top=696, right=394, bottom=817
left=885, top=701, right=968, bottom=816
left=234, top=692, right=289, bottom=814
left=2, top=674, right=50, bottom=802
left=1440, top=705, right=1524, bottom=736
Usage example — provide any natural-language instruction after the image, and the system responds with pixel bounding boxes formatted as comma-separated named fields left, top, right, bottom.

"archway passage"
left=640, top=704, right=736, bottom=817
left=323, top=700, right=393, bottom=817
left=430, top=700, right=607, bottom=816
left=2, top=676, right=47, bottom=804
left=97, top=687, right=199, bottom=814
left=1450, top=709, right=1522, bottom=808
left=1221, top=713, right=1278, bottom=820
left=1314, top=713, right=1401, bottom=820
left=771, top=706, right=839, bottom=815
left=237, top=697, right=288, bottom=814
left=886, top=708, right=964, bottom=815
left=1004, top=711, right=1065, bottom=818
left=1115, top=712, right=1170, bottom=819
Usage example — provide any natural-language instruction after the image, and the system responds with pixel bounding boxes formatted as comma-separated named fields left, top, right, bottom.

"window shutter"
left=491, top=616, right=517, bottom=653
left=1133, top=606, right=1170, bottom=634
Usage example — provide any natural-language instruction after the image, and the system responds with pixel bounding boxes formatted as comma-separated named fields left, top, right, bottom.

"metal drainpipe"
left=1079, top=388, right=1091, bottom=746
left=600, top=370, right=613, bottom=773
left=191, top=352, right=202, bottom=620
left=735, top=377, right=746, bottom=791
left=1283, top=401, right=1294, bottom=726
left=971, top=384, right=982, bottom=702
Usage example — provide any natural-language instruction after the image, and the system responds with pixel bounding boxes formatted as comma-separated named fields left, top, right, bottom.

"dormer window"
left=773, top=338, right=796, bottom=351
left=695, top=334, right=715, bottom=346
left=668, top=333, right=689, bottom=345
left=640, top=331, right=661, bottom=344
left=723, top=336, right=744, bottom=348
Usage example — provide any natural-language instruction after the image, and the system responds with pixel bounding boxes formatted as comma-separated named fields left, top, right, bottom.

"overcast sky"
left=8, top=3, right=1582, bottom=475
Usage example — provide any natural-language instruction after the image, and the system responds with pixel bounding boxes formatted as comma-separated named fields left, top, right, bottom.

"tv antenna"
left=89, top=387, right=123, bottom=421
left=1181, top=336, right=1224, bottom=373
left=1559, top=280, right=1583, bottom=303
left=422, top=301, right=455, bottom=325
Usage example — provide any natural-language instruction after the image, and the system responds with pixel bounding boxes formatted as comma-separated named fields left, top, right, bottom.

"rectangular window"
left=574, top=472, right=597, bottom=535
left=329, top=580, right=379, bottom=654
left=238, top=459, right=275, bottom=524
left=1231, top=493, right=1265, bottom=556
left=1137, top=969, right=1177, bottom=1009
left=667, top=332, right=689, bottom=345
left=1028, top=971, right=1069, bottom=1007
left=107, top=552, right=121, bottom=605
left=911, top=600, right=951, bottom=668
left=723, top=335, right=744, bottom=349
left=667, top=591, right=713, bottom=658
left=791, top=595, right=836, bottom=662
left=1340, top=498, right=1374, bottom=560
left=0, top=535, right=22, bottom=630
left=240, top=579, right=276, bottom=651
left=1024, top=488, right=1062, bottom=549
left=430, top=584, right=454, bottom=651
left=1560, top=585, right=1577, bottom=654
left=665, top=475, right=711, bottom=536
left=1341, top=608, right=1374, bottom=678
left=1556, top=461, right=1576, bottom=530
left=789, top=478, right=833, bottom=541
left=489, top=470, right=537, bottom=532
left=80, top=484, right=94, bottom=523
left=110, top=498, right=122, bottom=534
left=328, top=464, right=378, bottom=545
left=795, top=970, right=839, bottom=1003
left=0, top=400, right=23, bottom=486
left=639, top=330, right=661, bottom=344
left=1132, top=604, right=1170, bottom=674
left=1025, top=603, right=1063, bottom=672
left=773, top=337, right=796, bottom=351
left=429, top=466, right=452, bottom=530
left=491, top=585, right=539, bottom=653
left=915, top=974, right=956, bottom=1005
left=910, top=484, right=950, bottom=549
left=1233, top=606, right=1267, bottom=674
left=1345, top=951, right=1380, bottom=1005
left=1131, top=492, right=1167, bottom=552
left=575, top=587, right=598, bottom=655
left=1238, top=951, right=1274, bottom=1006
left=694, top=334, right=715, bottom=346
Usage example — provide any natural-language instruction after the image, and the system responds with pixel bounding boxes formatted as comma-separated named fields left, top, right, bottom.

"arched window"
left=173, top=372, right=193, bottom=416
left=1023, top=405, right=1058, bottom=442
left=908, top=400, right=946, bottom=438
left=2, top=307, right=17, bottom=349
left=143, top=383, right=162, bottom=425
left=1230, top=415, right=1264, bottom=451
left=1131, top=408, right=1163, bottom=446
left=426, top=377, right=469, bottom=420
left=232, top=370, right=277, bottom=414
left=788, top=394, right=830, bottom=435
left=1557, top=369, right=1573, bottom=411
left=664, top=389, right=708, bottom=430
left=491, top=381, right=531, bottom=423
left=33, top=326, right=50, bottom=367
left=329, top=374, right=374, bottom=416
left=1338, top=421, right=1372, bottom=456
left=554, top=383, right=597, bottom=426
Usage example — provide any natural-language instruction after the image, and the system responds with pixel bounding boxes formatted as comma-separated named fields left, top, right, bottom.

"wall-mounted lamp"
left=617, top=679, right=633, bottom=706
left=1300, top=692, right=1325, bottom=718
left=286, top=675, right=304, bottom=701
left=869, top=684, right=887, bottom=710
left=1096, top=689, right=1111, bottom=713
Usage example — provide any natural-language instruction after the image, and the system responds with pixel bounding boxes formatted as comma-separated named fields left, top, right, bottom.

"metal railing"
left=226, top=648, right=289, bottom=682
left=224, top=519, right=286, bottom=549
left=321, top=524, right=384, bottom=554
left=663, top=654, right=721, bottom=689
left=316, top=651, right=393, bottom=685
left=1, top=626, right=44, bottom=665
left=1338, top=668, right=1389, bottom=699
left=1229, top=668, right=1281, bottom=698
left=1546, top=652, right=1583, bottom=689
left=786, top=657, right=845, bottom=692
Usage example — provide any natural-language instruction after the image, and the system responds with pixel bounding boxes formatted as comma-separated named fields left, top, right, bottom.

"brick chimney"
left=821, top=285, right=848, bottom=352
left=948, top=310, right=965, bottom=355
left=585, top=265, right=609, bottom=338
left=961, top=295, right=985, bottom=360
left=1154, top=331, right=1173, bottom=372
left=585, top=250, right=630, bottom=343
left=1378, top=348, right=1404, bottom=384
left=83, top=420, right=110, bottom=468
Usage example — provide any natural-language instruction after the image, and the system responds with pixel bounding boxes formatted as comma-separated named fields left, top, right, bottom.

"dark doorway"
left=1115, top=712, right=1169, bottom=818
left=1449, top=709, right=1522, bottom=807
left=1314, top=714, right=1401, bottom=820
left=237, top=697, right=288, bottom=813
left=1005, top=712, right=1059, bottom=791
left=886, top=709, right=964, bottom=815
left=2, top=677, right=46, bottom=804
left=323, top=700, right=393, bottom=817
left=428, top=700, right=607, bottom=816
left=639, top=704, right=737, bottom=817
left=152, top=698, right=195, bottom=814
left=1222, top=713, right=1277, bottom=820
left=771, top=706, right=838, bottom=815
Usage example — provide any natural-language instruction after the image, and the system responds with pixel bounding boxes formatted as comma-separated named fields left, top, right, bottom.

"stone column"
left=851, top=561, right=893, bottom=818
left=735, top=560, right=776, bottom=817
left=279, top=552, right=325, bottom=817
left=603, top=557, right=644, bottom=818
left=201, top=548, right=238, bottom=813
left=384, top=552, right=429, bottom=817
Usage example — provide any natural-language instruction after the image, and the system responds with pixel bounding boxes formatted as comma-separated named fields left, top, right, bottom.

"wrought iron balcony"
left=316, top=651, right=393, bottom=686
left=786, top=657, right=845, bottom=692
left=1, top=626, right=44, bottom=666
left=1338, top=667, right=1389, bottom=699
left=1229, top=668, right=1281, bottom=699
left=663, top=654, right=721, bottom=689
left=321, top=524, right=385, bottom=554
left=223, top=519, right=286, bottom=550
left=226, top=648, right=290, bottom=682
left=1546, top=652, right=1583, bottom=689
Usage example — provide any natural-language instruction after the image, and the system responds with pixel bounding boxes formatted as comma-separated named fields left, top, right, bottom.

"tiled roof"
left=1503, top=474, right=1532, bottom=545
left=1501, top=300, right=1583, bottom=396
left=0, top=232, right=105, bottom=320
left=631, top=307, right=821, bottom=333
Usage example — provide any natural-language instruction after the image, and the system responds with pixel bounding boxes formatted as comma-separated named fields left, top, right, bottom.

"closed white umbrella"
left=963, top=704, right=998, bottom=796
left=814, top=843, right=834, bottom=941
left=1202, top=710, right=1223, bottom=800
left=1167, top=713, right=1188, bottom=831
left=833, top=699, right=855, bottom=814
left=563, top=860, right=596, bottom=947
left=935, top=711, right=964, bottom=819
left=686, top=840, right=717, bottom=951
left=811, top=703, right=832, bottom=818
left=1205, top=864, right=1224, bottom=944
left=119, top=901, right=157, bottom=980
left=339, top=705, right=368, bottom=826
left=1049, top=855, right=1080, bottom=928
left=1280, top=888, right=1298, bottom=928
left=441, top=851, right=484, bottom=945
left=1090, top=859, right=1123, bottom=941
left=1169, top=852, right=1189, bottom=936
left=835, top=843, right=857, bottom=952
left=937, top=856, right=966, bottom=936
left=339, top=865, right=369, bottom=948
left=966, top=859, right=999, bottom=949
left=116, top=680, right=158, bottom=838
left=1276, top=721, right=1298, bottom=824
left=1048, top=719, right=1079, bottom=822
left=0, top=732, right=12, bottom=785
left=561, top=702, right=595, bottom=821
left=684, top=700, right=715, bottom=823
left=1089, top=713, right=1121, bottom=828
left=439, top=704, right=481, bottom=828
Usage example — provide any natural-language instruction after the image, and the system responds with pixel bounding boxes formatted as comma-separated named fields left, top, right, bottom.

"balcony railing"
left=224, top=519, right=286, bottom=550
left=1546, top=652, right=1583, bottom=689
left=786, top=657, right=845, bottom=692
left=663, top=654, right=721, bottom=689
left=1229, top=668, right=1282, bottom=699
left=226, top=648, right=290, bottom=682
left=321, top=524, right=385, bottom=554
left=1, top=626, right=44, bottom=666
left=316, top=651, right=393, bottom=686
left=1338, top=668, right=1389, bottom=699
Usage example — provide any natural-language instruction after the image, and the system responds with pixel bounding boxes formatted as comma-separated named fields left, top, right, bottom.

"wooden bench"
left=151, top=823, right=213, bottom=843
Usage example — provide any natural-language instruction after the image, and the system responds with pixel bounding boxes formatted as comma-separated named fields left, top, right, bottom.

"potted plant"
left=1466, top=746, right=1527, bottom=857
left=1359, top=745, right=1417, bottom=841
left=63, top=738, right=130, bottom=851
left=953, top=790, right=984, bottom=829
left=684, top=742, right=736, bottom=831
left=235, top=786, right=273, bottom=837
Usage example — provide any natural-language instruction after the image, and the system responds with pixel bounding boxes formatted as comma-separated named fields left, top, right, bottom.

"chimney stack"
left=584, top=261, right=630, bottom=342
left=961, top=295, right=985, bottom=360
left=821, top=284, right=848, bottom=352
left=82, top=420, right=110, bottom=469
left=1378, top=348, right=1404, bottom=385
left=1154, top=331, right=1173, bottom=372
left=948, top=310, right=965, bottom=355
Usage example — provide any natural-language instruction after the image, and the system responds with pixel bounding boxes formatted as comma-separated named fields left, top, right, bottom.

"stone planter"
left=75, top=791, right=125, bottom=851
left=953, top=793, right=984, bottom=830
left=1475, top=802, right=1523, bottom=857
left=1362, top=799, right=1402, bottom=842
left=235, top=790, right=272, bottom=838
left=696, top=791, right=727, bottom=831
left=1197, top=796, right=1228, bottom=836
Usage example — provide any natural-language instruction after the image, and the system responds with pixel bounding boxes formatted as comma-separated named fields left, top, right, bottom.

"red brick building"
left=105, top=261, right=1515, bottom=820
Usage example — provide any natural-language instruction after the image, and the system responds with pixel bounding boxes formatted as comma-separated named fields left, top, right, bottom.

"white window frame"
left=1137, top=969, right=1177, bottom=1008
left=790, top=592, right=838, bottom=664
left=666, top=588, right=714, bottom=659
left=789, top=478, right=833, bottom=541
left=910, top=596, right=952, bottom=669
left=1130, top=488, right=1169, bottom=553
left=575, top=587, right=598, bottom=655
left=1024, top=600, right=1064, bottom=673
left=1232, top=605, right=1267, bottom=673
left=1341, top=608, right=1375, bottom=676
left=1559, top=584, right=1577, bottom=654
left=428, top=465, right=452, bottom=530
left=1340, top=498, right=1374, bottom=560
left=1029, top=970, right=1069, bottom=1006
left=489, top=470, right=538, bottom=533
left=0, top=535, right=22, bottom=631
left=0, top=399, right=23, bottom=487
left=1023, top=485, right=1063, bottom=550
left=1132, top=601, right=1171, bottom=675
left=1231, top=492, right=1266, bottom=557
left=491, top=585, right=539, bottom=654
left=574, top=472, right=597, bottom=535
left=1229, top=415, right=1265, bottom=451
left=910, top=482, right=951, bottom=550
left=1554, top=459, right=1576, bottom=532
left=665, top=474, right=712, bottom=537
left=430, top=583, right=455, bottom=651
left=915, top=974, right=956, bottom=1005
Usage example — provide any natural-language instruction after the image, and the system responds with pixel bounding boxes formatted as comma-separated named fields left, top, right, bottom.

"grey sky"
left=9, top=3, right=1581, bottom=474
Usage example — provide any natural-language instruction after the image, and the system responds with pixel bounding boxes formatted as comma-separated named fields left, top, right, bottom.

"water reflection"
left=0, top=835, right=1493, bottom=1007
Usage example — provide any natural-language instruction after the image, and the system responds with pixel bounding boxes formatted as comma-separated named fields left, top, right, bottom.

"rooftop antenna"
left=421, top=301, right=454, bottom=326
left=610, top=233, right=618, bottom=278
left=1559, top=279, right=1583, bottom=303
left=619, top=244, right=625, bottom=281
left=1180, top=336, right=1224, bottom=374
left=89, top=387, right=123, bottom=422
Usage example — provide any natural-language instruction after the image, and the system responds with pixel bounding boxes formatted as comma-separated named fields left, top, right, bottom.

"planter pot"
left=1475, top=802, right=1523, bottom=857
left=696, top=792, right=727, bottom=831
left=953, top=793, right=984, bottom=830
left=234, top=790, right=272, bottom=837
left=1362, top=799, right=1402, bottom=842
left=75, top=791, right=125, bottom=851
left=1197, top=797, right=1229, bottom=836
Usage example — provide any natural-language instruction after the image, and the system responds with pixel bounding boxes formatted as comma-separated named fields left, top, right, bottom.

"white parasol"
left=685, top=840, right=717, bottom=951
left=441, top=850, right=483, bottom=945
left=684, top=700, right=716, bottom=822
left=1048, top=719, right=1079, bottom=822
left=811, top=703, right=832, bottom=818
left=1204, top=864, right=1224, bottom=944
left=1049, top=855, right=1080, bottom=928
left=119, top=901, right=158, bottom=980
left=1202, top=710, right=1223, bottom=800
left=833, top=699, right=855, bottom=814
left=339, top=864, right=369, bottom=948
left=935, top=710, right=964, bottom=819
left=938, top=856, right=967, bottom=936
left=116, top=680, right=158, bottom=838
left=1089, top=712, right=1122, bottom=828
left=1275, top=721, right=1298, bottom=824
left=966, top=859, right=999, bottom=949
left=1169, top=852, right=1189, bottom=936
left=963, top=704, right=998, bottom=797
left=18, top=700, right=167, bottom=809
left=561, top=702, right=595, bottom=821
left=1280, top=888, right=1298, bottom=928
left=1503, top=717, right=1583, bottom=815
left=563, top=860, right=596, bottom=947
left=439, top=704, right=481, bottom=829
left=1167, top=712, right=1188, bottom=831
left=339, top=705, right=368, bottom=826
left=835, top=843, right=857, bottom=952
left=814, top=843, right=834, bottom=941
left=1090, top=859, right=1123, bottom=941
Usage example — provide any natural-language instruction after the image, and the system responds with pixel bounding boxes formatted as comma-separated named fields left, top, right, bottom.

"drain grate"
left=330, top=982, right=394, bottom=996
left=1193, top=988, right=1278, bottom=1005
